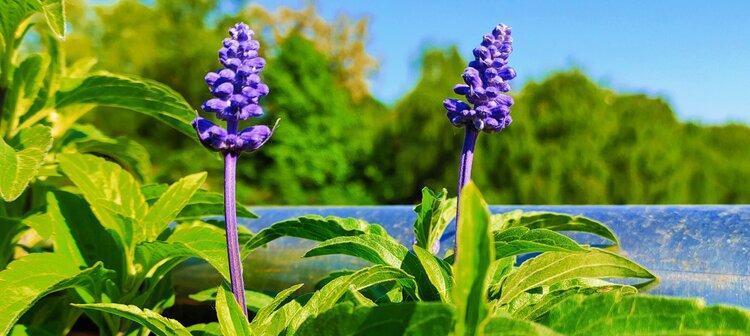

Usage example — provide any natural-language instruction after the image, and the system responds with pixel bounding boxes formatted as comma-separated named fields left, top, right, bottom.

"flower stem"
left=455, top=127, right=478, bottom=249
left=224, top=118, right=247, bottom=316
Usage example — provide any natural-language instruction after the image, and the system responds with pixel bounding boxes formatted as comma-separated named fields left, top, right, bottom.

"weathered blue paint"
left=174, top=205, right=750, bottom=308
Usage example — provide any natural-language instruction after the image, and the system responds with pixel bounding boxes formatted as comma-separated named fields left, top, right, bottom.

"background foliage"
left=63, top=0, right=750, bottom=205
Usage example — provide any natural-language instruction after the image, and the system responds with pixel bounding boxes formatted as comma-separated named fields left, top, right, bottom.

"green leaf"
left=62, top=124, right=153, bottom=182
left=255, top=300, right=301, bottom=336
left=141, top=183, right=256, bottom=221
left=141, top=172, right=206, bottom=240
left=23, top=191, right=124, bottom=273
left=498, top=249, right=656, bottom=305
left=289, top=265, right=418, bottom=333
left=3, top=54, right=49, bottom=134
left=38, top=0, right=65, bottom=38
left=483, top=315, right=561, bottom=336
left=245, top=215, right=386, bottom=251
left=413, top=187, right=456, bottom=253
left=452, top=182, right=494, bottom=336
left=0, top=253, right=104, bottom=335
left=58, top=153, right=148, bottom=247
left=189, top=287, right=272, bottom=313
left=135, top=222, right=231, bottom=281
left=494, top=227, right=586, bottom=259
left=0, top=125, right=52, bottom=201
left=487, top=256, right=516, bottom=299
left=0, top=0, right=64, bottom=45
left=297, top=302, right=455, bottom=336
left=544, top=292, right=750, bottom=335
left=73, top=303, right=192, bottom=336
left=505, top=278, right=637, bottom=321
left=412, top=245, right=453, bottom=303
left=249, top=284, right=304, bottom=331
left=304, top=234, right=437, bottom=301
left=215, top=286, right=251, bottom=336
left=187, top=323, right=222, bottom=336
left=305, top=234, right=408, bottom=269
left=55, top=72, right=197, bottom=137
left=493, top=211, right=619, bottom=245
left=0, top=216, right=25, bottom=268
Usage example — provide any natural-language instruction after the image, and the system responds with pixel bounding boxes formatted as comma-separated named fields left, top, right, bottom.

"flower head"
left=202, top=23, right=269, bottom=121
left=193, top=23, right=273, bottom=153
left=444, top=24, right=516, bottom=132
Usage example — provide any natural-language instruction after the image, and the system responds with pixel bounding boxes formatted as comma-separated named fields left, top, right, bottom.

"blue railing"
left=173, top=205, right=749, bottom=308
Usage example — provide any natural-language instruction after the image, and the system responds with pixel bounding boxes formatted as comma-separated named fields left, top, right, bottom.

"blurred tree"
left=60, top=1, right=750, bottom=205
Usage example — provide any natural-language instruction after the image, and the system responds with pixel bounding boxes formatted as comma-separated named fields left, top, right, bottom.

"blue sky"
left=246, top=0, right=749, bottom=124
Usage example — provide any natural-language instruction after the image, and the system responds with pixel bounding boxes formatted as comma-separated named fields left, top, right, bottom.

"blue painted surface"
left=189, top=205, right=748, bottom=307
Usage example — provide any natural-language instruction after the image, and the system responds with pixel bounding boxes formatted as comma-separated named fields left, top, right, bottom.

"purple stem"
left=224, top=119, right=248, bottom=316
left=455, top=127, right=478, bottom=249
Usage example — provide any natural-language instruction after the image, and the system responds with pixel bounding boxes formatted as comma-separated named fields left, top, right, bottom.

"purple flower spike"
left=191, top=23, right=276, bottom=319
left=449, top=24, right=516, bottom=254
left=445, top=23, right=515, bottom=133
left=203, top=22, right=269, bottom=122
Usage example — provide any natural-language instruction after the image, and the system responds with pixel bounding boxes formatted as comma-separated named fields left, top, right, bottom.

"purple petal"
left=237, top=125, right=272, bottom=152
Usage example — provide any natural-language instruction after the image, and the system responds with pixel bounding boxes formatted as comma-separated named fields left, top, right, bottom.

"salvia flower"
left=191, top=22, right=275, bottom=318
left=447, top=24, right=516, bottom=253
left=444, top=24, right=516, bottom=132
left=193, top=22, right=273, bottom=154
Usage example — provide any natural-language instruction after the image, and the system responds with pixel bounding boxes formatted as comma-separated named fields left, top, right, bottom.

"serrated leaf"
left=58, top=153, right=148, bottom=247
left=483, top=315, right=562, bottom=336
left=245, top=215, right=385, bottom=251
left=23, top=191, right=124, bottom=273
left=135, top=222, right=231, bottom=281
left=413, top=187, right=456, bottom=253
left=62, top=124, right=153, bottom=182
left=73, top=303, right=192, bottom=336
left=304, top=234, right=437, bottom=300
left=249, top=283, right=304, bottom=331
left=0, top=253, right=104, bottom=335
left=498, top=249, right=656, bottom=305
left=141, top=183, right=256, bottom=221
left=0, top=0, right=64, bottom=45
left=55, top=72, right=197, bottom=137
left=493, top=211, right=619, bottom=245
left=452, top=182, right=494, bottom=336
left=3, top=54, right=49, bottom=133
left=289, top=265, right=418, bottom=333
left=505, top=278, right=637, bottom=321
left=494, top=227, right=585, bottom=259
left=0, top=125, right=52, bottom=201
left=544, top=292, right=750, bottom=335
left=0, top=216, right=25, bottom=268
left=141, top=172, right=206, bottom=240
left=297, top=302, right=455, bottom=336
left=215, top=286, right=251, bottom=336
left=39, top=0, right=65, bottom=38
left=187, top=323, right=222, bottom=336
left=412, top=245, right=453, bottom=303
left=189, top=287, right=272, bottom=313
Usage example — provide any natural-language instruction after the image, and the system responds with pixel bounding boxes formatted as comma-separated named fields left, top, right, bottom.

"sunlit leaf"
left=493, top=227, right=585, bottom=259
left=189, top=287, right=272, bottom=313
left=215, top=286, right=251, bottom=336
left=544, top=292, right=750, bottom=335
left=297, top=302, right=455, bottom=336
left=492, top=211, right=619, bottom=245
left=141, top=172, right=206, bottom=240
left=0, top=253, right=105, bottom=335
left=498, top=249, right=656, bottom=305
left=452, top=182, right=493, bottom=336
left=0, top=125, right=52, bottom=201
left=73, top=303, right=192, bottom=336
left=245, top=215, right=386, bottom=251
left=413, top=187, right=456, bottom=253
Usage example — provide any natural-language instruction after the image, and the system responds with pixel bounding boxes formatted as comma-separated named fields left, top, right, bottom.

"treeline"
left=65, top=0, right=750, bottom=204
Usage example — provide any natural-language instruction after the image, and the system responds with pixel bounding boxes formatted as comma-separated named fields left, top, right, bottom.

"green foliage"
left=0, top=253, right=105, bottom=335
left=413, top=187, right=456, bottom=253
left=74, top=303, right=193, bottom=336
left=544, top=292, right=750, bottom=335
left=452, top=182, right=493, bottom=336
left=296, top=302, right=455, bottom=336
left=0, top=125, right=52, bottom=201
left=215, top=286, right=252, bottom=336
